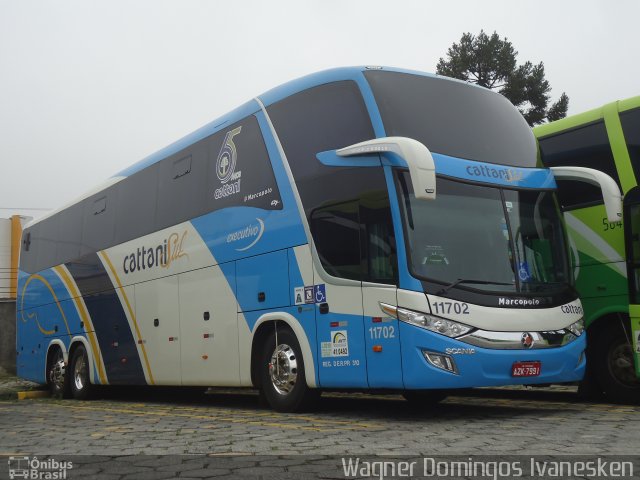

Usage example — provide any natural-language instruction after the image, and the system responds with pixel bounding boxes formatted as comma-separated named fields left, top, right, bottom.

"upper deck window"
left=621, top=107, right=640, bottom=182
left=538, top=121, right=620, bottom=210
left=364, top=70, right=537, bottom=168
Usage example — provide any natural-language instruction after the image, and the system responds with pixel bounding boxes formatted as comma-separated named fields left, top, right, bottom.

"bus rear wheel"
left=47, top=348, right=69, bottom=399
left=69, top=345, right=93, bottom=400
left=259, top=327, right=318, bottom=412
left=595, top=327, right=640, bottom=404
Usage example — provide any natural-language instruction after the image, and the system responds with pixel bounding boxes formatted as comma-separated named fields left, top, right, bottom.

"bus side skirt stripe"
left=98, top=250, right=156, bottom=386
left=52, top=265, right=108, bottom=385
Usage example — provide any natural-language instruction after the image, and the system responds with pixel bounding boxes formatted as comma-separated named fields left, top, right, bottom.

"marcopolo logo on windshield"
left=498, top=297, right=541, bottom=307
left=466, top=165, right=524, bottom=183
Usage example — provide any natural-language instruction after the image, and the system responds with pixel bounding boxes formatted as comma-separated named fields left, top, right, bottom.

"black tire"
left=403, top=390, right=447, bottom=406
left=69, top=345, right=93, bottom=400
left=258, top=327, right=319, bottom=412
left=595, top=326, right=640, bottom=404
left=47, top=348, right=70, bottom=399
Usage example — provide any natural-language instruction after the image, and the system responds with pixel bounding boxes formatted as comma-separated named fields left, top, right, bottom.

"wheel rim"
left=73, top=354, right=87, bottom=391
left=269, top=343, right=298, bottom=395
left=49, top=354, right=65, bottom=392
left=608, top=341, right=639, bottom=388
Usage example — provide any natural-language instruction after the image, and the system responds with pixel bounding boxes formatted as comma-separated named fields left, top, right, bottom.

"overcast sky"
left=1, top=0, right=638, bottom=219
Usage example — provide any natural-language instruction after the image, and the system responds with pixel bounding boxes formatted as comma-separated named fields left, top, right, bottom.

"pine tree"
left=436, top=30, right=568, bottom=126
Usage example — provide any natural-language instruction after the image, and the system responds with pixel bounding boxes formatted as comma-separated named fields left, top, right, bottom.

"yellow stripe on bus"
left=53, top=265, right=108, bottom=385
left=98, top=250, right=156, bottom=385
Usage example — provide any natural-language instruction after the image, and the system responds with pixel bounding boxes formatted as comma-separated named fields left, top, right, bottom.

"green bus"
left=534, top=97, right=640, bottom=403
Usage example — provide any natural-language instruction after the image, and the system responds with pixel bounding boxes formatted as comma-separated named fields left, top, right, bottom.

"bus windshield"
left=396, top=172, right=570, bottom=294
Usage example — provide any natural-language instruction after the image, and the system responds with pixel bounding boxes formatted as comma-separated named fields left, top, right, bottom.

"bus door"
left=310, top=201, right=368, bottom=388
left=359, top=199, right=403, bottom=389
left=623, top=186, right=640, bottom=379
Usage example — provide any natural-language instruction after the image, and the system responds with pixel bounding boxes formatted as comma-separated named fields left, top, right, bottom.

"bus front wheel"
left=259, top=327, right=318, bottom=412
left=595, top=326, right=640, bottom=404
left=69, top=345, right=93, bottom=400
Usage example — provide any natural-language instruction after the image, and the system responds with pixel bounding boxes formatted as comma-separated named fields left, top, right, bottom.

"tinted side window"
left=621, top=108, right=640, bottom=182
left=81, top=185, right=118, bottom=257
left=56, top=203, right=83, bottom=266
left=310, top=194, right=398, bottom=284
left=360, top=198, right=397, bottom=284
left=20, top=223, right=39, bottom=273
left=267, top=81, right=376, bottom=218
left=538, top=121, right=620, bottom=209
left=114, top=164, right=159, bottom=245
left=311, top=201, right=361, bottom=281
left=538, top=122, right=618, bottom=177
left=364, top=70, right=537, bottom=167
left=553, top=180, right=603, bottom=211
left=267, top=81, right=398, bottom=283
left=20, top=227, right=36, bottom=273
left=205, top=115, right=282, bottom=213
left=35, top=218, right=57, bottom=273
left=156, top=141, right=208, bottom=231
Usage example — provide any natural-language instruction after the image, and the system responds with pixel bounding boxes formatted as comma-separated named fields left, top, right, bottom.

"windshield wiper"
left=436, top=278, right=513, bottom=295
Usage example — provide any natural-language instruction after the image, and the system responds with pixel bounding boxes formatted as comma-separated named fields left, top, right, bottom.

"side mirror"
left=550, top=166, right=623, bottom=222
left=336, top=137, right=436, bottom=200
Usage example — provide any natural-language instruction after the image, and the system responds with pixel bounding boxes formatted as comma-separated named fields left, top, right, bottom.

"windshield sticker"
left=500, top=219, right=509, bottom=240
left=518, top=261, right=532, bottom=282
left=505, top=201, right=513, bottom=212
left=422, top=245, right=449, bottom=265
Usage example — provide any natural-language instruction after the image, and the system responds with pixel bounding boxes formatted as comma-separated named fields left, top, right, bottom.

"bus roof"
left=114, top=66, right=485, bottom=179
left=534, top=95, right=640, bottom=138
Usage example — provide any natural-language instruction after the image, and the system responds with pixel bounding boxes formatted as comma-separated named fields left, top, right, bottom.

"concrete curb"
left=17, top=390, right=50, bottom=400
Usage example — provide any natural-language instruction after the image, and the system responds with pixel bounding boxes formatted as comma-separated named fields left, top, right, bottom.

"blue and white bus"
left=17, top=67, right=622, bottom=411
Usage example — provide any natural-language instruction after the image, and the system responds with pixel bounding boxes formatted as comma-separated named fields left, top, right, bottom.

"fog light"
left=422, top=350, right=458, bottom=374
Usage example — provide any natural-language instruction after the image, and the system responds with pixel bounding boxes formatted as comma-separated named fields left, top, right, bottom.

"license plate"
left=511, top=361, right=541, bottom=377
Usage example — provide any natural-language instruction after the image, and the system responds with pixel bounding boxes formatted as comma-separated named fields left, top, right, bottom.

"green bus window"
left=620, top=108, right=640, bottom=181
left=538, top=121, right=621, bottom=210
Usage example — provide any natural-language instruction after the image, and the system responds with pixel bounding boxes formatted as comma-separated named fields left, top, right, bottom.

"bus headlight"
left=568, top=318, right=584, bottom=337
left=379, top=303, right=473, bottom=338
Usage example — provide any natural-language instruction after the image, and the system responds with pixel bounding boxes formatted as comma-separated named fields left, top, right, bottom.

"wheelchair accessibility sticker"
left=294, top=284, right=327, bottom=305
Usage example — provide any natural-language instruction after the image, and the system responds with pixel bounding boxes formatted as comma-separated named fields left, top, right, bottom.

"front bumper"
left=400, top=321, right=586, bottom=389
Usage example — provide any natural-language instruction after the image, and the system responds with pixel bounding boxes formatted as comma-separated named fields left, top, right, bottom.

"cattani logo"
left=215, top=126, right=242, bottom=199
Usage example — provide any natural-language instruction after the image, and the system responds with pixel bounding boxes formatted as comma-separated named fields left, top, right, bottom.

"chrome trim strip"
left=458, top=329, right=579, bottom=350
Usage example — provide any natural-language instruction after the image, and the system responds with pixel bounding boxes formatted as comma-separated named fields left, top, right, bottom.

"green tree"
left=436, top=30, right=568, bottom=126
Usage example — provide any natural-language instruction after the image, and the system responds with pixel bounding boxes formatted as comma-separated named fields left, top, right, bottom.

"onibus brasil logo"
left=8, top=456, right=73, bottom=479
left=215, top=126, right=242, bottom=199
